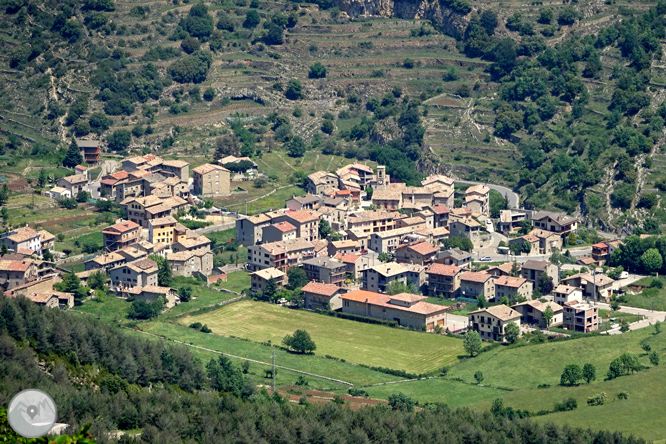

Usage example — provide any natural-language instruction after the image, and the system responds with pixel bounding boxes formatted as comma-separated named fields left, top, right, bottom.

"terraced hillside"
left=2, top=0, right=666, bottom=232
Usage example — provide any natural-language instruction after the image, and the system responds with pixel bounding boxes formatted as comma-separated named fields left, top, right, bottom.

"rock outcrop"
left=333, top=0, right=469, bottom=38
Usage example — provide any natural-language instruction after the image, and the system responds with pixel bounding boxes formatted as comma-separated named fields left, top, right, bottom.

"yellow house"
left=149, top=216, right=178, bottom=245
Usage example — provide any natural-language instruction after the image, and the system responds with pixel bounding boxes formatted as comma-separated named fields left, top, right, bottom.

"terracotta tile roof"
left=341, top=289, right=384, bottom=303
left=331, top=240, right=360, bottom=249
left=466, top=184, right=490, bottom=195
left=341, top=290, right=448, bottom=316
left=488, top=262, right=515, bottom=275
left=311, top=239, right=328, bottom=252
left=460, top=271, right=493, bottom=284
left=150, top=216, right=178, bottom=226
left=103, top=220, right=140, bottom=234
left=529, top=229, right=559, bottom=239
left=390, top=293, right=427, bottom=303
left=522, top=260, right=551, bottom=271
left=427, top=263, right=462, bottom=277
left=128, top=285, right=173, bottom=295
left=193, top=163, right=229, bottom=175
left=161, top=160, right=189, bottom=168
left=338, top=254, right=361, bottom=264
left=370, top=262, right=408, bottom=277
left=285, top=210, right=320, bottom=223
left=512, top=299, right=562, bottom=313
left=592, top=242, right=610, bottom=249
left=469, top=304, right=521, bottom=321
left=554, top=284, right=580, bottom=294
left=3, top=227, right=40, bottom=243
left=38, top=230, right=55, bottom=243
left=59, top=174, right=88, bottom=185
left=422, top=174, right=455, bottom=187
left=562, top=272, right=614, bottom=287
left=252, top=267, right=285, bottom=280
left=255, top=239, right=314, bottom=255
left=109, top=171, right=129, bottom=180
left=0, top=260, right=33, bottom=272
left=90, top=252, right=125, bottom=266
left=126, top=258, right=158, bottom=273
left=405, top=241, right=438, bottom=256
left=271, top=221, right=297, bottom=232
left=372, top=188, right=403, bottom=201
left=494, top=275, right=528, bottom=288
left=348, top=210, right=399, bottom=223
left=531, top=211, right=578, bottom=225
left=302, top=281, right=340, bottom=297
left=175, top=235, right=211, bottom=250
left=16, top=248, right=35, bottom=256
left=372, top=227, right=415, bottom=238
left=578, top=257, right=597, bottom=265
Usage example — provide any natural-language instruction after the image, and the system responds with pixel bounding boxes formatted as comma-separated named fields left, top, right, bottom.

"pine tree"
left=63, top=139, right=83, bottom=168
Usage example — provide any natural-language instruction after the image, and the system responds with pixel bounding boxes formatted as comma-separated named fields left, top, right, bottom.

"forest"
left=0, top=296, right=651, bottom=443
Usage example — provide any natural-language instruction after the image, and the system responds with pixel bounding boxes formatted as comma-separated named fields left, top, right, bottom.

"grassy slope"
left=447, top=328, right=666, bottom=389
left=141, top=321, right=399, bottom=386
left=178, top=300, right=465, bottom=374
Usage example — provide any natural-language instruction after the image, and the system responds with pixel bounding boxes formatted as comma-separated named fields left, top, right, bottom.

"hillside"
left=1, top=0, right=666, bottom=232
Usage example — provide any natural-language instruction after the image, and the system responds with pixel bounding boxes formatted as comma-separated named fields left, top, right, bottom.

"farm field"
left=140, top=320, right=401, bottom=387
left=178, top=300, right=465, bottom=374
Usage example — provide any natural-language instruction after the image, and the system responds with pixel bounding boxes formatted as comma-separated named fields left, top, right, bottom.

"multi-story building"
left=429, top=205, right=450, bottom=228
left=121, top=195, right=188, bottom=228
left=236, top=213, right=274, bottom=246
left=301, top=257, right=346, bottom=286
left=1, top=227, right=42, bottom=255
left=493, top=275, right=533, bottom=302
left=347, top=210, right=399, bottom=235
left=498, top=210, right=529, bottom=233
left=341, top=290, right=449, bottom=330
left=39, top=230, right=55, bottom=252
left=459, top=271, right=495, bottom=300
left=250, top=267, right=287, bottom=295
left=435, top=248, right=473, bottom=268
left=362, top=262, right=409, bottom=293
left=171, top=232, right=211, bottom=253
left=77, top=140, right=100, bottom=164
left=307, top=171, right=339, bottom=196
left=372, top=187, right=403, bottom=210
left=247, top=239, right=315, bottom=272
left=562, top=301, right=599, bottom=332
left=160, top=160, right=190, bottom=181
left=368, top=227, right=414, bottom=253
left=149, top=216, right=179, bottom=245
left=102, top=220, right=140, bottom=251
left=109, top=258, right=159, bottom=293
left=468, top=305, right=522, bottom=342
left=328, top=240, right=362, bottom=257
left=273, top=210, right=320, bottom=242
left=561, top=272, right=614, bottom=301
left=262, top=222, right=297, bottom=243
left=448, top=219, right=481, bottom=242
left=303, top=281, right=343, bottom=311
left=394, top=241, right=439, bottom=265
left=402, top=187, right=434, bottom=210
left=166, top=250, right=213, bottom=277
left=521, top=260, right=559, bottom=288
left=336, top=253, right=374, bottom=280
left=426, top=263, right=463, bottom=298
left=192, top=163, right=231, bottom=197
left=285, top=194, right=322, bottom=211
left=464, top=184, right=490, bottom=214
left=85, top=252, right=127, bottom=272
left=512, top=300, right=563, bottom=328
left=529, top=229, right=563, bottom=255
left=0, top=259, right=39, bottom=291
left=531, top=211, right=578, bottom=237
left=56, top=175, right=88, bottom=198
left=553, top=284, right=584, bottom=306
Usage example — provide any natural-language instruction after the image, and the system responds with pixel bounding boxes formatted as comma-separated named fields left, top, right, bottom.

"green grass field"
left=622, top=276, right=666, bottom=311
left=447, top=327, right=666, bottom=389
left=178, top=300, right=465, bottom=374
left=140, top=321, right=400, bottom=386
left=76, top=295, right=130, bottom=323
left=214, top=271, right=250, bottom=293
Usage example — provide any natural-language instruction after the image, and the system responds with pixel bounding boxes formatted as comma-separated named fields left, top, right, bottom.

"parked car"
left=619, top=271, right=629, bottom=279
left=479, top=256, right=492, bottom=261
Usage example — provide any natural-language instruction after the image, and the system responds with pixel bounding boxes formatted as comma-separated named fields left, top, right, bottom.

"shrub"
left=587, top=392, right=607, bottom=406
left=554, top=397, right=578, bottom=412
left=168, top=51, right=213, bottom=84
left=189, top=322, right=203, bottom=329
left=308, top=62, right=327, bottom=79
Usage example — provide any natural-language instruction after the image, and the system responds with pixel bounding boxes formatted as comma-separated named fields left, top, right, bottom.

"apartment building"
left=521, top=260, right=559, bottom=287
left=149, top=216, right=179, bottom=245
left=247, top=239, right=315, bottom=272
left=302, top=257, right=346, bottom=286
left=109, top=258, right=159, bottom=293
left=250, top=267, right=287, bottom=295
left=303, top=281, right=343, bottom=311
left=459, top=272, right=495, bottom=300
left=426, top=263, right=463, bottom=298
left=347, top=210, right=399, bottom=235
left=464, top=184, right=490, bottom=214
left=468, top=305, right=521, bottom=342
left=192, top=163, right=231, bottom=197
left=102, top=220, right=140, bottom=251
left=394, top=241, right=439, bottom=265
left=368, top=227, right=414, bottom=253
left=363, top=262, right=409, bottom=293
left=262, top=222, right=297, bottom=243
left=273, top=210, right=320, bottom=242
left=121, top=195, right=188, bottom=228
left=236, top=213, right=273, bottom=246
left=1, top=227, right=42, bottom=255
left=563, top=301, right=599, bottom=332
left=512, top=300, right=563, bottom=328
left=493, top=275, right=533, bottom=302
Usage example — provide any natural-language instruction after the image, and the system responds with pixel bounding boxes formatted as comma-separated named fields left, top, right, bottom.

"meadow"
left=178, top=300, right=465, bottom=374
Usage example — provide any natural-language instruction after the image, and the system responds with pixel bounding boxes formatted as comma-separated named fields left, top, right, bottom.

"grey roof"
left=438, top=247, right=472, bottom=260
left=76, top=140, right=99, bottom=148
left=290, top=194, right=322, bottom=205
left=143, top=173, right=167, bottom=183
left=531, top=211, right=578, bottom=225
left=301, top=256, right=346, bottom=269
left=522, top=260, right=551, bottom=271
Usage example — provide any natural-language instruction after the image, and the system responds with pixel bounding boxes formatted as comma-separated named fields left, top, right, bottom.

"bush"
left=403, top=58, right=415, bottom=69
left=285, top=79, right=303, bottom=100
left=308, top=62, right=327, bottom=79
left=168, top=51, right=213, bottom=84
left=554, top=397, right=578, bottom=412
left=243, top=9, right=261, bottom=29
left=181, top=36, right=201, bottom=54
left=189, top=322, right=203, bottom=329
left=107, top=129, right=131, bottom=151
left=587, top=392, right=607, bottom=406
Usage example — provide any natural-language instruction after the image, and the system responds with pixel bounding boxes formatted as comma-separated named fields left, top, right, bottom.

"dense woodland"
left=0, top=296, right=652, bottom=443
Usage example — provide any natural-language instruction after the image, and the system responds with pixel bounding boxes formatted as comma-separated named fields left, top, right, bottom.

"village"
left=0, top=142, right=655, bottom=343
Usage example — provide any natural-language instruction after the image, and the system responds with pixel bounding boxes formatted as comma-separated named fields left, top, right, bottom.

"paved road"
left=455, top=180, right=520, bottom=209
left=480, top=246, right=592, bottom=263
left=596, top=302, right=666, bottom=334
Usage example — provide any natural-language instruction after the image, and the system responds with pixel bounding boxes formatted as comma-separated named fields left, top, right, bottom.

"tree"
left=538, top=272, right=554, bottom=294
left=282, top=329, right=316, bottom=353
left=150, top=255, right=172, bottom=286
left=87, top=271, right=107, bottom=291
left=504, top=322, right=520, bottom=344
left=649, top=351, right=660, bottom=366
left=287, top=136, right=306, bottom=157
left=107, top=129, right=131, bottom=152
left=63, top=140, right=83, bottom=168
left=385, top=280, right=418, bottom=296
left=217, top=12, right=235, bottom=31
left=168, top=51, right=213, bottom=84
left=560, top=364, right=583, bottom=386
left=264, top=23, right=284, bottom=45
left=641, top=248, right=663, bottom=274
left=203, top=87, right=216, bottom=102
left=476, top=294, right=487, bottom=308
left=309, top=62, right=327, bottom=79
left=463, top=330, right=482, bottom=357
left=285, top=79, right=303, bottom=100
left=287, top=266, right=308, bottom=290
left=321, top=119, right=335, bottom=135
left=388, top=393, right=415, bottom=412
left=581, top=363, right=596, bottom=384
left=181, top=36, right=201, bottom=54
left=243, top=9, right=260, bottom=29
left=656, top=321, right=662, bottom=334
left=179, top=286, right=192, bottom=302
left=474, top=371, right=484, bottom=384
left=378, top=252, right=393, bottom=263
left=542, top=306, right=554, bottom=329
left=319, top=219, right=332, bottom=239
left=262, top=277, right=278, bottom=302
left=479, top=10, right=498, bottom=35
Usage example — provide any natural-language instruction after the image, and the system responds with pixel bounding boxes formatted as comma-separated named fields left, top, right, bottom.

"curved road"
left=455, top=180, right=520, bottom=209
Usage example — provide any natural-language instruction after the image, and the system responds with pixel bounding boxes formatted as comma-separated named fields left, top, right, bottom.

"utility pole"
left=245, top=199, right=248, bottom=215
left=271, top=348, right=276, bottom=394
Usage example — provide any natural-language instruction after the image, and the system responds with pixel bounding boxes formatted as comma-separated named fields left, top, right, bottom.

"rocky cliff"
left=333, top=0, right=469, bottom=38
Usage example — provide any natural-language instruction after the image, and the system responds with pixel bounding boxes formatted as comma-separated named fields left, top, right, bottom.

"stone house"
left=303, top=281, right=343, bottom=311
left=468, top=305, right=521, bottom=342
